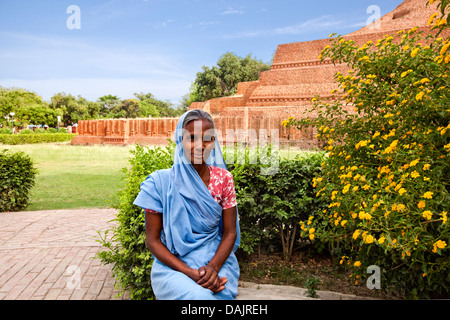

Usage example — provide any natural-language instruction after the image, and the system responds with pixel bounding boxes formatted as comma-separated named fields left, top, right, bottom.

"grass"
left=2, top=142, right=309, bottom=211
left=2, top=142, right=134, bottom=211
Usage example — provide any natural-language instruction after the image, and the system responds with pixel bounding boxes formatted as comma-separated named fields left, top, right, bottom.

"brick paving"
left=0, top=208, right=129, bottom=300
left=0, top=208, right=374, bottom=301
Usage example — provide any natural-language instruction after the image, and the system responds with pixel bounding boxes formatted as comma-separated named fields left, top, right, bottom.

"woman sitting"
left=134, top=109, right=240, bottom=300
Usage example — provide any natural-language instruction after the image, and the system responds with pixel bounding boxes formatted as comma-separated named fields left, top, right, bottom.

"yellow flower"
left=359, top=55, right=370, bottom=62
left=411, top=48, right=419, bottom=58
left=341, top=220, right=348, bottom=227
left=309, top=233, right=315, bottom=241
left=416, top=91, right=425, bottom=101
left=342, top=184, right=351, bottom=194
left=358, top=211, right=372, bottom=220
left=378, top=236, right=385, bottom=244
left=427, top=13, right=438, bottom=26
left=441, top=43, right=450, bottom=56
left=423, top=191, right=433, bottom=199
left=401, top=69, right=412, bottom=78
left=398, top=188, right=407, bottom=196
left=411, top=171, right=420, bottom=178
left=423, top=164, right=430, bottom=170
left=355, top=139, right=370, bottom=149
left=354, top=261, right=361, bottom=268
left=432, top=240, right=447, bottom=253
left=409, top=159, right=420, bottom=167
left=422, top=210, right=433, bottom=220
left=418, top=201, right=426, bottom=209
left=445, top=143, right=450, bottom=151
left=352, top=229, right=361, bottom=240
left=309, top=228, right=315, bottom=234
left=365, top=235, right=374, bottom=244
left=441, top=211, right=448, bottom=224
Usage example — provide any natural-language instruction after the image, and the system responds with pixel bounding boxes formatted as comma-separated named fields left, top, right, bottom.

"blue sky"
left=0, top=0, right=403, bottom=105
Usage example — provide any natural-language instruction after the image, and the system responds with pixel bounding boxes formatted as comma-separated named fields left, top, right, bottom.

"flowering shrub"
left=287, top=1, right=449, bottom=298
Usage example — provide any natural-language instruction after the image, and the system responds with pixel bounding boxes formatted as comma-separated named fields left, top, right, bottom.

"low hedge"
left=0, top=133, right=76, bottom=145
left=0, top=149, right=38, bottom=212
left=229, top=151, right=328, bottom=260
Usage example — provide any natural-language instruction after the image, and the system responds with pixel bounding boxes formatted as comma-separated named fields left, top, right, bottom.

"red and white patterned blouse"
left=145, top=165, right=237, bottom=214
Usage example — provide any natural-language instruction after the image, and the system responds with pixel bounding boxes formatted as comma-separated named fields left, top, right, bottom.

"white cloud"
left=153, top=19, right=174, bottom=29
left=222, top=15, right=366, bottom=39
left=273, top=15, right=346, bottom=35
left=221, top=7, right=244, bottom=15
left=198, top=20, right=219, bottom=27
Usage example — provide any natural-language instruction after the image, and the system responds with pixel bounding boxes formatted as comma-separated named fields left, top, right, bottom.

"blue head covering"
left=134, top=109, right=240, bottom=257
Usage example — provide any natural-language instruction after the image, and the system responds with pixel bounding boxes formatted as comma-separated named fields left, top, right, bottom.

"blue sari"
left=133, top=110, right=240, bottom=300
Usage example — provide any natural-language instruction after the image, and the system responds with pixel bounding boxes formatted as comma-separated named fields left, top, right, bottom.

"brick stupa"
left=72, top=0, right=445, bottom=147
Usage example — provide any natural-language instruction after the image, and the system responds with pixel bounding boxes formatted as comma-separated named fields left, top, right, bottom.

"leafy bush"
left=0, top=128, right=13, bottom=134
left=19, top=129, right=34, bottom=134
left=286, top=2, right=449, bottom=299
left=0, top=149, right=38, bottom=212
left=229, top=150, right=328, bottom=260
left=0, top=133, right=76, bottom=145
left=96, top=141, right=175, bottom=300
left=57, top=127, right=68, bottom=133
left=34, top=128, right=46, bottom=134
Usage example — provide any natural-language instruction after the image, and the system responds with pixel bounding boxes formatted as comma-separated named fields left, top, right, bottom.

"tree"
left=134, top=92, right=184, bottom=117
left=189, top=52, right=271, bottom=102
left=97, top=95, right=121, bottom=117
left=15, top=105, right=62, bottom=127
left=49, top=92, right=97, bottom=126
left=0, top=87, right=46, bottom=125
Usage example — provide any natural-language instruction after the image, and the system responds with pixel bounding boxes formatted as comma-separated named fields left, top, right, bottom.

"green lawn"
left=2, top=142, right=310, bottom=211
left=2, top=142, right=134, bottom=211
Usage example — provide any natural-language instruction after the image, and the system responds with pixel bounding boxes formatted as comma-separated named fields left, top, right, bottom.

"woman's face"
left=182, top=119, right=215, bottom=165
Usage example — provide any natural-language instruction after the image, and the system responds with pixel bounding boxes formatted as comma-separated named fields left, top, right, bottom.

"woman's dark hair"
left=182, top=109, right=215, bottom=130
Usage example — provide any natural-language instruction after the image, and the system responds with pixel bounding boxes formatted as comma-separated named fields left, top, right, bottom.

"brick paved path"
left=0, top=208, right=374, bottom=301
left=0, top=208, right=129, bottom=300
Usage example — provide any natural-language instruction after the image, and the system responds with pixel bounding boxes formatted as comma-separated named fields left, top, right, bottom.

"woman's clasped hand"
left=191, top=265, right=228, bottom=293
